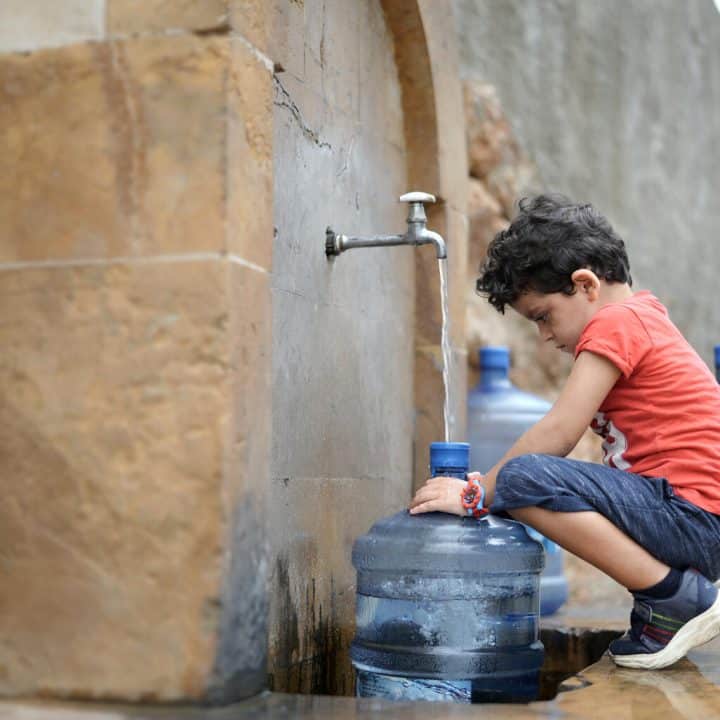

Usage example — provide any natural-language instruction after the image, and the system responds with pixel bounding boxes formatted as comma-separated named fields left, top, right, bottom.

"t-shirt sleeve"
left=574, top=305, right=652, bottom=378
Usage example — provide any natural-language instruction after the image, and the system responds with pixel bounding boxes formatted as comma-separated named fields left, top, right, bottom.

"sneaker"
left=608, top=569, right=720, bottom=670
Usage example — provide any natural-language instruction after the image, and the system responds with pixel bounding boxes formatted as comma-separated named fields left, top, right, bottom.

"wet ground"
left=3, top=607, right=720, bottom=719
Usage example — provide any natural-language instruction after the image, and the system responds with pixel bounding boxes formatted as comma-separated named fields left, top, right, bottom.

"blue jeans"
left=491, top=454, right=720, bottom=581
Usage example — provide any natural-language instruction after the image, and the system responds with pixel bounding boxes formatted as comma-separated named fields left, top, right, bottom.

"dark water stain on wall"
left=270, top=555, right=353, bottom=696
left=273, top=555, right=300, bottom=672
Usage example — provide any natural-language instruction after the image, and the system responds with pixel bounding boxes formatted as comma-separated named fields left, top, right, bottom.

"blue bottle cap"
left=429, top=442, right=470, bottom=478
left=715, top=345, right=720, bottom=368
left=479, top=346, right=510, bottom=371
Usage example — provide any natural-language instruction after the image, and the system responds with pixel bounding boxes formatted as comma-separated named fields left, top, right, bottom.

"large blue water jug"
left=350, top=442, right=544, bottom=703
left=467, top=347, right=569, bottom=616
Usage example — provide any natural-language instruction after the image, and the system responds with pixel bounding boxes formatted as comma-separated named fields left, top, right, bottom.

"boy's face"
left=512, top=286, right=596, bottom=355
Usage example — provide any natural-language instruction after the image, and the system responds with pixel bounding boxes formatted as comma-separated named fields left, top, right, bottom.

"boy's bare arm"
left=409, top=351, right=621, bottom=515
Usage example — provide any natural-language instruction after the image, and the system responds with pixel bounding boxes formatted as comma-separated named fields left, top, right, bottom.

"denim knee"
left=491, top=453, right=561, bottom=512
left=496, top=454, right=546, bottom=490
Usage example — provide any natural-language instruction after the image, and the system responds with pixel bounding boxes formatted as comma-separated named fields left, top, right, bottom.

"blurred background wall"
left=456, top=0, right=720, bottom=367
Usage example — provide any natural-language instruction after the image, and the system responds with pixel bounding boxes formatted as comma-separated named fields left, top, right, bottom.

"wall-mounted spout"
left=325, top=192, right=447, bottom=259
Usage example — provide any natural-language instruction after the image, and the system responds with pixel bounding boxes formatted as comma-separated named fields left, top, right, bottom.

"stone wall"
left=267, top=0, right=468, bottom=695
left=268, top=0, right=413, bottom=695
left=0, top=0, right=468, bottom=704
left=0, top=0, right=273, bottom=703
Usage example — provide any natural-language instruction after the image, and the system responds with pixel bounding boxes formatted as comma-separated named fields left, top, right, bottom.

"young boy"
left=409, top=194, right=720, bottom=670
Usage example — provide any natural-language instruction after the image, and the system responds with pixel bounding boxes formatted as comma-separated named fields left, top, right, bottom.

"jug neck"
left=480, top=366, right=513, bottom=389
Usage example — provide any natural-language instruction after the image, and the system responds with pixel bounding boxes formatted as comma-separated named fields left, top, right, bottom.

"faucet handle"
left=400, top=191, right=435, bottom=225
left=399, top=191, right=436, bottom=204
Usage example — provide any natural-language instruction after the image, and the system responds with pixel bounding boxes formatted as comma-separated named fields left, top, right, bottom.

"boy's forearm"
left=480, top=415, right=577, bottom=505
left=480, top=351, right=621, bottom=506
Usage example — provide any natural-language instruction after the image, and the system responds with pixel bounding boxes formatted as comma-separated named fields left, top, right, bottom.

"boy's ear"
left=571, top=269, right=601, bottom=300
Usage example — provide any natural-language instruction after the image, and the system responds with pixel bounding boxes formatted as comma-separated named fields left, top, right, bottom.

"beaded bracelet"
left=460, top=475, right=489, bottom=518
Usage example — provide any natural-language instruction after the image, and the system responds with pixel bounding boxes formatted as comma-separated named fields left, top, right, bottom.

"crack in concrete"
left=336, top=135, right=355, bottom=178
left=320, top=1, right=327, bottom=70
left=273, top=77, right=332, bottom=150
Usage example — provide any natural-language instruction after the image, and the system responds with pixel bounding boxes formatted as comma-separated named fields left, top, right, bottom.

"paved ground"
left=2, top=605, right=719, bottom=719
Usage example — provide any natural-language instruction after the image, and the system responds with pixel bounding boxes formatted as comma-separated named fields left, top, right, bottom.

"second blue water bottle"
left=467, top=346, right=569, bottom=616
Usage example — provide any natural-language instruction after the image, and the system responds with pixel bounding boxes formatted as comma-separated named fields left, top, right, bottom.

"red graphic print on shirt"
left=591, top=411, right=630, bottom=470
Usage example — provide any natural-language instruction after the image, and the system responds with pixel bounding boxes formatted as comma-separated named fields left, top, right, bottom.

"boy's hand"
left=409, top=473, right=484, bottom=516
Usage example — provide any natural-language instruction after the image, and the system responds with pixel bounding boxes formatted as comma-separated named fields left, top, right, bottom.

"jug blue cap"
left=429, top=442, right=470, bottom=478
left=715, top=345, right=720, bottom=368
left=479, top=346, right=510, bottom=371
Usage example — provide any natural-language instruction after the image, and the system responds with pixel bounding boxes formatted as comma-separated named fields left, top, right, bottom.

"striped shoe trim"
left=643, top=624, right=674, bottom=643
left=651, top=610, right=685, bottom=629
left=650, top=618, right=684, bottom=633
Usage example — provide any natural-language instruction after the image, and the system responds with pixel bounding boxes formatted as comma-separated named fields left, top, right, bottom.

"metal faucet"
left=325, top=192, right=447, bottom=259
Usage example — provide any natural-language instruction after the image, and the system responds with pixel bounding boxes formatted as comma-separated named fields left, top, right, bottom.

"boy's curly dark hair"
left=477, top=194, right=632, bottom=313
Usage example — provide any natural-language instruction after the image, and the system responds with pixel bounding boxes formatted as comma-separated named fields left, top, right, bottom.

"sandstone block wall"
left=0, top=0, right=273, bottom=703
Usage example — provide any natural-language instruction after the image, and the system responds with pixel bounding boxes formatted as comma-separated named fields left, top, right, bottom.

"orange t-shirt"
left=574, top=291, right=720, bottom=514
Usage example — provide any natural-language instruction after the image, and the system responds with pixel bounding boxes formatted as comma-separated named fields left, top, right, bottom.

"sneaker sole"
left=610, top=593, right=720, bottom=670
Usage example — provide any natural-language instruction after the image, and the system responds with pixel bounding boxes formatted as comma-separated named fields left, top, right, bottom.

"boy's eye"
left=534, top=313, right=548, bottom=323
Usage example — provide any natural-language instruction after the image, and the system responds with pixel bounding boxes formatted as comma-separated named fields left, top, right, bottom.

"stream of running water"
left=438, top=258, right=453, bottom=442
